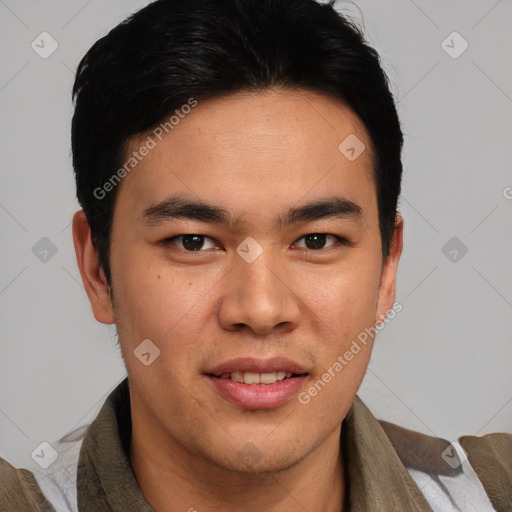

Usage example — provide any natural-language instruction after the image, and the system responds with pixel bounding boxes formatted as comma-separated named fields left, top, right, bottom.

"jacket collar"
left=77, top=378, right=432, bottom=511
left=342, top=396, right=432, bottom=510
left=77, top=379, right=154, bottom=511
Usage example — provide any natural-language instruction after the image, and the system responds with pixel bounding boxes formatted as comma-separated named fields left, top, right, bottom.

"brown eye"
left=180, top=235, right=205, bottom=251
left=293, top=233, right=341, bottom=250
left=164, top=234, right=218, bottom=251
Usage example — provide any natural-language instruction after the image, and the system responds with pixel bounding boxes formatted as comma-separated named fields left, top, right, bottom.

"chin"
left=202, top=436, right=312, bottom=476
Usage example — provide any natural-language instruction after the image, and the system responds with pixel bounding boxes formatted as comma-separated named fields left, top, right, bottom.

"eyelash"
left=161, top=233, right=350, bottom=253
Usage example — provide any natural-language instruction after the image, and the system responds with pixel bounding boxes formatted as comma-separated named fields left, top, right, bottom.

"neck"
left=129, top=409, right=345, bottom=512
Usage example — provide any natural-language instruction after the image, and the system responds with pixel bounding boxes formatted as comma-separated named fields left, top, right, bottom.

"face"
left=75, top=89, right=402, bottom=474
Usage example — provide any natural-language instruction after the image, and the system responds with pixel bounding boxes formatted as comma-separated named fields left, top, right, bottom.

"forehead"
left=116, top=89, right=376, bottom=227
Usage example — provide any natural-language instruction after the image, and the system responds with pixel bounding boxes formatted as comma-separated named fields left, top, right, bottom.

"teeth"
left=260, top=372, right=276, bottom=384
left=231, top=371, right=243, bottom=383
left=217, top=371, right=296, bottom=384
left=244, top=372, right=260, bottom=384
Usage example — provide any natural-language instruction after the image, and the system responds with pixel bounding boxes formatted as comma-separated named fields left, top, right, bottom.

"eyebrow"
left=138, top=194, right=364, bottom=230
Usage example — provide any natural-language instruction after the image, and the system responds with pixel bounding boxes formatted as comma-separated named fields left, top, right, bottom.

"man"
left=1, top=0, right=511, bottom=510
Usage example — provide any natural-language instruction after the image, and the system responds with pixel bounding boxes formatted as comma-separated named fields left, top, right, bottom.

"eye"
left=163, top=234, right=220, bottom=252
left=292, top=233, right=345, bottom=250
left=161, top=233, right=348, bottom=253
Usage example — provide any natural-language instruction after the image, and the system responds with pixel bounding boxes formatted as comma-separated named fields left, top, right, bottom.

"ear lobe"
left=72, top=210, right=115, bottom=325
left=376, top=214, right=403, bottom=324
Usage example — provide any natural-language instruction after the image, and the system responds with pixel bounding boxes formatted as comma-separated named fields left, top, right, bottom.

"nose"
left=217, top=249, right=301, bottom=335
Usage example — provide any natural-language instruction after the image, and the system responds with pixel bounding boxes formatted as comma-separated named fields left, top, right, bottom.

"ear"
left=72, top=210, right=115, bottom=324
left=375, top=213, right=403, bottom=325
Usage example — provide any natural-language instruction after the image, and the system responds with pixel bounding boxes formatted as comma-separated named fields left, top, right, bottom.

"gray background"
left=0, top=0, right=511, bottom=470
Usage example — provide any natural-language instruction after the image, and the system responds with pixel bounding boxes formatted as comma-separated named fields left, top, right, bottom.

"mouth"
left=205, top=357, right=309, bottom=409
left=207, top=370, right=306, bottom=384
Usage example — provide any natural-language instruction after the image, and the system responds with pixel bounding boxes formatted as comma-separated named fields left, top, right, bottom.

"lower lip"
left=206, top=375, right=308, bottom=409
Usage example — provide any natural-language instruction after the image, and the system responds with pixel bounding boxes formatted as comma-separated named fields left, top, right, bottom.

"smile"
left=215, top=371, right=294, bottom=384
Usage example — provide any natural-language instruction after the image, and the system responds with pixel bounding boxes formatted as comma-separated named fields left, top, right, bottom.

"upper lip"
left=206, top=357, right=309, bottom=376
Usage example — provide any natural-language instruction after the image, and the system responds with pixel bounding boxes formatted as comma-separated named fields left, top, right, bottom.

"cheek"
left=112, top=253, right=220, bottom=364
left=300, top=258, right=381, bottom=338
left=114, top=273, right=173, bottom=339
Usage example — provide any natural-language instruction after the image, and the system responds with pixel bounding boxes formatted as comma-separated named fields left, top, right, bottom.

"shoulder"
left=0, top=425, right=87, bottom=512
left=459, top=432, right=512, bottom=512
left=379, top=420, right=512, bottom=511
left=0, top=457, right=55, bottom=512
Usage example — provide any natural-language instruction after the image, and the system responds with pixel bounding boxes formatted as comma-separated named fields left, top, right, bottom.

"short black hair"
left=72, top=0, right=403, bottom=290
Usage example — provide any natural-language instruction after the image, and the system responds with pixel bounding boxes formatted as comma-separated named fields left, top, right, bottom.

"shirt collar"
left=77, top=378, right=432, bottom=511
